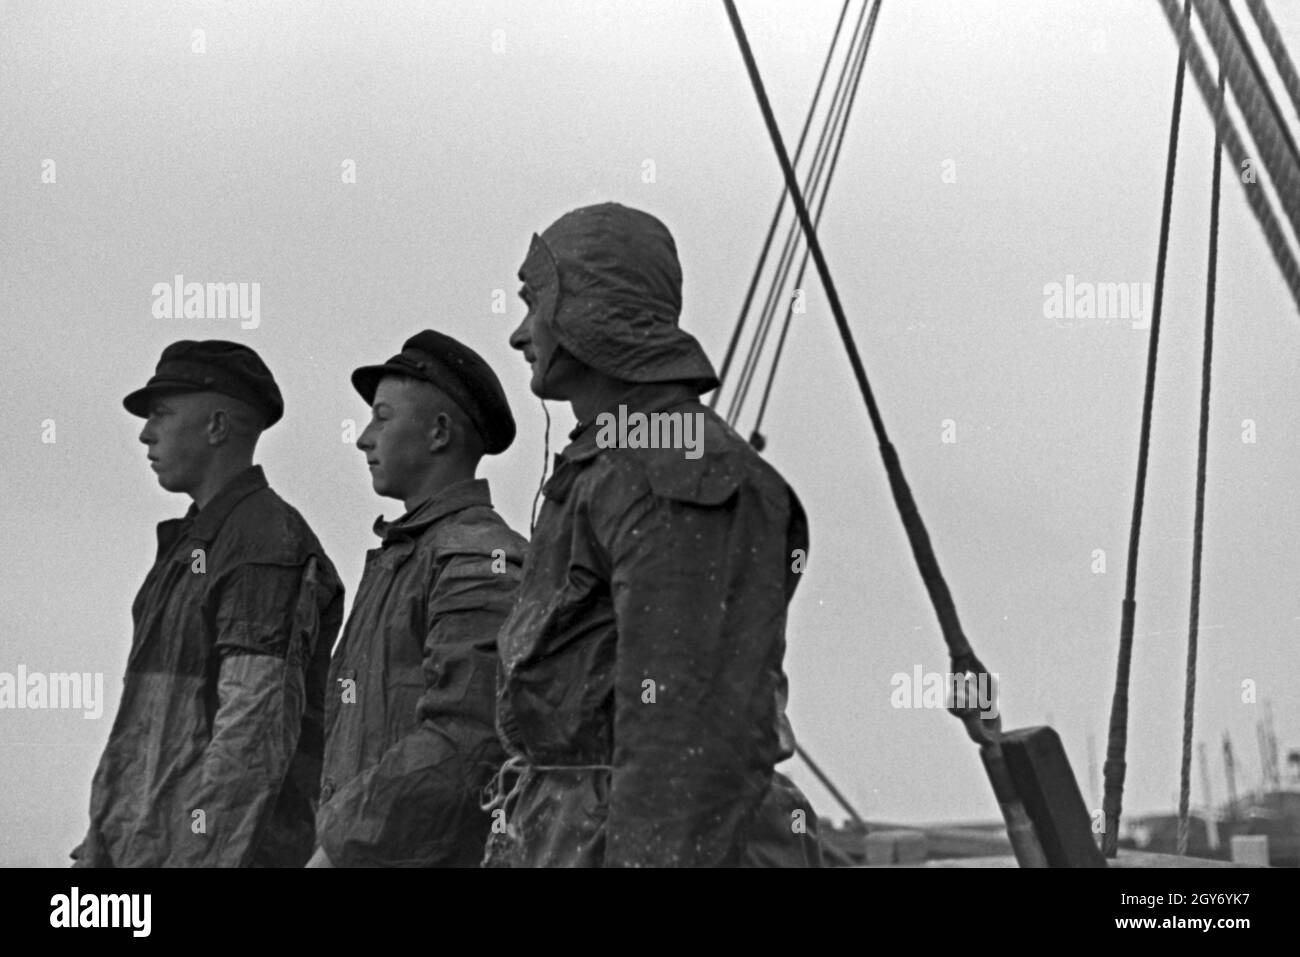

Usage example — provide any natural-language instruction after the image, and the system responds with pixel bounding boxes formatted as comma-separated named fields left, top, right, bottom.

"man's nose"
left=138, top=424, right=155, bottom=445
left=508, top=317, right=530, bottom=351
left=355, top=424, right=374, bottom=452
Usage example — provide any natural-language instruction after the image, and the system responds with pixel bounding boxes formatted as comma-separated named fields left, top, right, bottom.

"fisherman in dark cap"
left=73, top=340, right=345, bottom=867
left=308, top=330, right=526, bottom=867
left=489, top=202, right=821, bottom=867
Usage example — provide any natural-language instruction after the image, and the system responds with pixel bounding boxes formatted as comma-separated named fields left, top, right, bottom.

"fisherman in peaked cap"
left=349, top=329, right=517, bottom=457
left=74, top=340, right=344, bottom=867
left=489, top=202, right=821, bottom=867
left=309, top=329, right=526, bottom=867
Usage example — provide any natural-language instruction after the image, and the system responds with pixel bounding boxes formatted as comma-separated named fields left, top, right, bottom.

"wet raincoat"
left=489, top=203, right=820, bottom=867
left=489, top=384, right=821, bottom=867
left=317, top=478, right=525, bottom=866
left=74, top=466, right=344, bottom=867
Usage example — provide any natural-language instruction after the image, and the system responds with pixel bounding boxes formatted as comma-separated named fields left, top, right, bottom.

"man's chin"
left=154, top=471, right=183, bottom=493
left=370, top=476, right=402, bottom=501
left=531, top=373, right=566, bottom=401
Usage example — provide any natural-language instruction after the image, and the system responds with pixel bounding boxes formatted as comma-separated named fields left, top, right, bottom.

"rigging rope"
left=1154, top=0, right=1300, bottom=316
left=1191, top=0, right=1300, bottom=238
left=710, top=0, right=854, bottom=408
left=721, top=0, right=983, bottom=683
left=729, top=0, right=878, bottom=428
left=713, top=0, right=879, bottom=850
left=726, top=0, right=875, bottom=426
left=1245, top=0, right=1300, bottom=130
left=752, top=0, right=882, bottom=439
left=723, top=2, right=1067, bottom=867
left=795, top=743, right=866, bottom=828
left=1103, top=0, right=1190, bottom=859
left=1217, top=0, right=1300, bottom=166
left=1178, top=66, right=1223, bottom=858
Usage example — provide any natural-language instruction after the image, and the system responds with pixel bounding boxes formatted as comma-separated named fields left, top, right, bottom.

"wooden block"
left=999, top=726, right=1106, bottom=867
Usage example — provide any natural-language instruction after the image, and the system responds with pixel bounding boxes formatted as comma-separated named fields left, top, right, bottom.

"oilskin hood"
left=518, top=203, right=719, bottom=393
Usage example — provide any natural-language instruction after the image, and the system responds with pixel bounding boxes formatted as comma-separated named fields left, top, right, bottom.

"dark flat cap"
left=351, top=330, right=516, bottom=455
left=123, top=339, right=284, bottom=428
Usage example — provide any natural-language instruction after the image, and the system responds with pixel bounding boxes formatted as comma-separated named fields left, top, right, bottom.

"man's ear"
left=427, top=411, right=453, bottom=454
left=207, top=409, right=232, bottom=446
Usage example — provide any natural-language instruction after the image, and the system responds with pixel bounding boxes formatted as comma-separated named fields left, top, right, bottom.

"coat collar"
left=372, top=477, right=493, bottom=543
left=544, top=383, right=697, bottom=502
left=560, top=382, right=698, bottom=464
left=158, top=465, right=269, bottom=554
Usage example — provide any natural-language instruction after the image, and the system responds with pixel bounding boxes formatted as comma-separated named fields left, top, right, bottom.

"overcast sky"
left=3, top=0, right=1299, bottom=866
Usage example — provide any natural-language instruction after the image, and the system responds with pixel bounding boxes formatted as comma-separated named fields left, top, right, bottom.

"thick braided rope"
left=1192, top=0, right=1300, bottom=230
left=1218, top=0, right=1300, bottom=164
left=1245, top=0, right=1300, bottom=121
left=1154, top=0, right=1300, bottom=316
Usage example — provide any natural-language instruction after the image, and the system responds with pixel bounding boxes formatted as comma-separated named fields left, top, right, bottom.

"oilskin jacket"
left=489, top=383, right=821, bottom=867
left=74, top=466, right=344, bottom=867
left=317, top=478, right=525, bottom=866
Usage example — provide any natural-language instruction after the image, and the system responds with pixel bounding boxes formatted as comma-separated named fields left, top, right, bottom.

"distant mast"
left=1264, top=702, right=1281, bottom=787
left=1197, top=741, right=1213, bottom=810
left=1223, top=732, right=1239, bottom=812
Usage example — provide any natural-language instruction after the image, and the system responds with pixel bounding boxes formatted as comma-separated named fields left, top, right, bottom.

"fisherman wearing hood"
left=490, top=202, right=820, bottom=867
left=309, top=330, right=526, bottom=866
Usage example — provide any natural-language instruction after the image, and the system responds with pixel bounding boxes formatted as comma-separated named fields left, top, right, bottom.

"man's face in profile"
left=509, top=233, right=583, bottom=400
left=138, top=392, right=217, bottom=496
left=356, top=376, right=439, bottom=503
